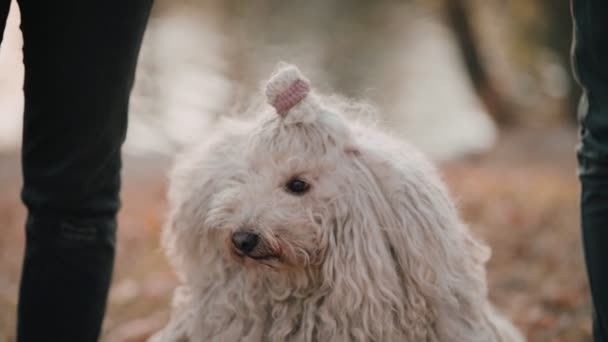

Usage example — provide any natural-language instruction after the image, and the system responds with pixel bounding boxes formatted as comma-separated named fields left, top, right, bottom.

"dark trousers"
left=572, top=0, right=608, bottom=341
left=0, top=1, right=153, bottom=341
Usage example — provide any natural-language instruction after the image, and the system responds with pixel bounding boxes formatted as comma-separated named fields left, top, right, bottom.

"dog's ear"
left=359, top=142, right=496, bottom=338
left=162, top=153, right=215, bottom=283
left=316, top=156, right=436, bottom=340
left=162, top=137, right=238, bottom=284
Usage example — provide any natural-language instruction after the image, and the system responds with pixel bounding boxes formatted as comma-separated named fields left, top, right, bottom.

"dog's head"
left=164, top=65, right=489, bottom=322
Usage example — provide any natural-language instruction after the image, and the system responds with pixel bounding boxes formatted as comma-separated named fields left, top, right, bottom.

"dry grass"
left=0, top=125, right=591, bottom=342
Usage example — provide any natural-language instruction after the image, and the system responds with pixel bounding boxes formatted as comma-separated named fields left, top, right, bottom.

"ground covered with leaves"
left=0, top=125, right=590, bottom=341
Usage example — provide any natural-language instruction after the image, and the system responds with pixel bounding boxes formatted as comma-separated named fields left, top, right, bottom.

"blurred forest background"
left=0, top=0, right=587, bottom=341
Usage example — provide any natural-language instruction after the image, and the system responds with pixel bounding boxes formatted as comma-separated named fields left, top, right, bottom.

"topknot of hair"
left=265, top=64, right=311, bottom=116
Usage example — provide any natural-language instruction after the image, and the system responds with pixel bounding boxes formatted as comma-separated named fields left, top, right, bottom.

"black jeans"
left=572, top=0, right=608, bottom=341
left=0, top=1, right=153, bottom=341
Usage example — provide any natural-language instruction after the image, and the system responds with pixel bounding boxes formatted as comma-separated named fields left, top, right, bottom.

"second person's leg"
left=572, top=0, right=608, bottom=341
left=16, top=1, right=153, bottom=341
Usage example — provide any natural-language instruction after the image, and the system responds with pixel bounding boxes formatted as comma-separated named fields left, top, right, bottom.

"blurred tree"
left=441, top=0, right=576, bottom=123
left=442, top=0, right=513, bottom=124
left=535, top=0, right=578, bottom=120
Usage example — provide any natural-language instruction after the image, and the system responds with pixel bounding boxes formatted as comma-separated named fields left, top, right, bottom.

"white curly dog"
left=150, top=64, right=524, bottom=342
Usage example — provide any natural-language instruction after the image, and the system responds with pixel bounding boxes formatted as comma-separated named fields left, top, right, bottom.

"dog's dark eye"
left=285, top=178, right=310, bottom=195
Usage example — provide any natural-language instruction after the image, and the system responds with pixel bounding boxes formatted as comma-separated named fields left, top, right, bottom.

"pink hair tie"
left=271, top=79, right=311, bottom=117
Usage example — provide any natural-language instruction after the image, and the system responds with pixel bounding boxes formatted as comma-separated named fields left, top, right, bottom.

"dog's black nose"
left=231, top=231, right=259, bottom=254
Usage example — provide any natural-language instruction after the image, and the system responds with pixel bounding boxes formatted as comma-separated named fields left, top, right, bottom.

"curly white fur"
left=150, top=65, right=524, bottom=342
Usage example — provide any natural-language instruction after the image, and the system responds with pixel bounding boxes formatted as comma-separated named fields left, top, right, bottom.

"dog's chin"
left=228, top=246, right=283, bottom=269
left=232, top=251, right=284, bottom=270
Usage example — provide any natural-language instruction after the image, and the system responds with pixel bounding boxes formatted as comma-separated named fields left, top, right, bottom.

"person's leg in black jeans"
left=0, top=0, right=9, bottom=41
left=572, top=0, right=608, bottom=341
left=0, top=1, right=153, bottom=341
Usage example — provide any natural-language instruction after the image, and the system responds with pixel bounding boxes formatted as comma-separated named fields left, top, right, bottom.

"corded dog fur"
left=150, top=64, right=523, bottom=342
